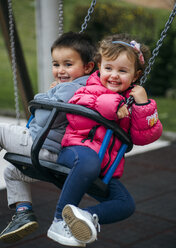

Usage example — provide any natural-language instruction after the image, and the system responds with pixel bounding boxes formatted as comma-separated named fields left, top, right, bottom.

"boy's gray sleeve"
left=33, top=84, right=79, bottom=128
left=51, top=83, right=80, bottom=103
left=34, top=83, right=79, bottom=102
left=34, top=87, right=56, bottom=100
left=32, top=78, right=87, bottom=128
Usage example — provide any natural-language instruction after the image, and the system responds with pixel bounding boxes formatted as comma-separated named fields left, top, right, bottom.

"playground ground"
left=0, top=116, right=176, bottom=248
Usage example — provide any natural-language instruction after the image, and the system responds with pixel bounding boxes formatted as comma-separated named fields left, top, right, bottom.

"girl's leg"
left=86, top=178, right=135, bottom=224
left=54, top=146, right=101, bottom=219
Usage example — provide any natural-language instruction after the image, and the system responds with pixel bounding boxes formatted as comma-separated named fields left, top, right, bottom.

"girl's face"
left=52, top=47, right=88, bottom=83
left=99, top=51, right=139, bottom=93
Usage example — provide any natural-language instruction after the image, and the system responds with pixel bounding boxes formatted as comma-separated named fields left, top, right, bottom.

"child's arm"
left=130, top=98, right=163, bottom=145
left=69, top=92, right=126, bottom=121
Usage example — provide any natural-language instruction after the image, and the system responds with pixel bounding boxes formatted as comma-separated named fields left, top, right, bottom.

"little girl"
left=47, top=33, right=163, bottom=247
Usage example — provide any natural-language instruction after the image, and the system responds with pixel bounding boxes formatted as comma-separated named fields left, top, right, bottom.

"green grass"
left=153, top=97, right=176, bottom=133
left=0, top=0, right=175, bottom=132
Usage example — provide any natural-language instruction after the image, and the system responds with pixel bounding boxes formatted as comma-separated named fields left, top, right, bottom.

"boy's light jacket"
left=29, top=76, right=89, bottom=154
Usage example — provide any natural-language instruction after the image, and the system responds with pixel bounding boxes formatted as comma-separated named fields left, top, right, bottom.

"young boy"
left=0, top=31, right=95, bottom=245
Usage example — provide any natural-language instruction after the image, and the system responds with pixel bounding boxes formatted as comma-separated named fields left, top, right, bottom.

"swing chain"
left=58, top=0, right=63, bottom=36
left=126, top=3, right=176, bottom=106
left=139, top=3, right=176, bottom=86
left=79, top=0, right=96, bottom=33
left=8, top=0, right=20, bottom=124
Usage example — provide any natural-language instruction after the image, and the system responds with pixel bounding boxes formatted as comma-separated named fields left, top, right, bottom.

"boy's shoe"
left=47, top=220, right=86, bottom=247
left=0, top=210, right=38, bottom=243
left=62, top=204, right=100, bottom=244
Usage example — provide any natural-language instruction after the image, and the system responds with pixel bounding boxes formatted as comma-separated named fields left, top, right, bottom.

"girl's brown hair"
left=95, top=33, right=151, bottom=81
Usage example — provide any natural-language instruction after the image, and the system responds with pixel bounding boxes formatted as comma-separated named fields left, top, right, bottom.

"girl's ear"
left=133, top=70, right=142, bottom=82
left=84, top=62, right=95, bottom=74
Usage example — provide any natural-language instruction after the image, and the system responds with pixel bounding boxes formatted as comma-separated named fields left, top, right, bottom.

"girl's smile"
left=99, top=51, right=138, bottom=93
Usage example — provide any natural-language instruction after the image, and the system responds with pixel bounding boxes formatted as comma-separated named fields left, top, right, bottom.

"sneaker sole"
left=47, top=229, right=86, bottom=247
left=62, top=205, right=96, bottom=243
left=0, top=221, right=38, bottom=243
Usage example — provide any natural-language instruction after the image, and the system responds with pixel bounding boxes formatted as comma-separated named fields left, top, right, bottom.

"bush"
left=71, top=3, right=157, bottom=45
left=72, top=3, right=176, bottom=97
left=146, top=27, right=176, bottom=96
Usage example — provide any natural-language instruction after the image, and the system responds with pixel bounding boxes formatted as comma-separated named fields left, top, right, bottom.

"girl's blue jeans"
left=55, top=146, right=135, bottom=224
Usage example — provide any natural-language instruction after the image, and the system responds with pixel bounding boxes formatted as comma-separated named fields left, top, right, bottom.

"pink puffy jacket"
left=61, top=71, right=163, bottom=178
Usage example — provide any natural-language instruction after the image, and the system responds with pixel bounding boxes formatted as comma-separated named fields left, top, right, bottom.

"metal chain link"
left=139, top=3, right=176, bottom=86
left=58, top=0, right=63, bottom=36
left=8, top=0, right=20, bottom=124
left=79, top=0, right=97, bottom=33
left=127, top=3, right=176, bottom=106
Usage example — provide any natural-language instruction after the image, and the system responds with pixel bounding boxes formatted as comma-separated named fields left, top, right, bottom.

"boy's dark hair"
left=51, top=32, right=96, bottom=66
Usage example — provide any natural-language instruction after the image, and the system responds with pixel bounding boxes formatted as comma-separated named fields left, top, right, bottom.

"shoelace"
left=0, top=213, right=17, bottom=233
left=61, top=221, right=72, bottom=236
left=92, top=214, right=100, bottom=233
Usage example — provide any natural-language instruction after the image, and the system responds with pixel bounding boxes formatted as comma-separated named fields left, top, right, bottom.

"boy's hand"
left=129, top=85, right=148, bottom=104
left=117, top=104, right=129, bottom=119
left=50, top=81, right=58, bottom=89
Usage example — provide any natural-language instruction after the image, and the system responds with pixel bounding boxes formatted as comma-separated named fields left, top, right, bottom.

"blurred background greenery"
left=0, top=0, right=175, bottom=132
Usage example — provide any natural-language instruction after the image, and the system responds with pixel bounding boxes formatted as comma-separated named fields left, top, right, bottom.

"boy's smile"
left=52, top=47, right=88, bottom=84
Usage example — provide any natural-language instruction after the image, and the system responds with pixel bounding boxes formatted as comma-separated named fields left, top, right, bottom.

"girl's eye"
left=66, top=63, right=72, bottom=67
left=120, top=69, right=127, bottom=73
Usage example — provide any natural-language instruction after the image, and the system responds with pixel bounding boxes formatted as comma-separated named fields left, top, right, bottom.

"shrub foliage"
left=71, top=3, right=176, bottom=96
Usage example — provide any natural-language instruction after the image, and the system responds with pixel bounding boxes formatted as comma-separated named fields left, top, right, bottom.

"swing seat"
left=4, top=99, right=133, bottom=197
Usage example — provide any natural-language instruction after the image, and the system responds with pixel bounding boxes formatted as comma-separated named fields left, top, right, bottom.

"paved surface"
left=0, top=116, right=176, bottom=248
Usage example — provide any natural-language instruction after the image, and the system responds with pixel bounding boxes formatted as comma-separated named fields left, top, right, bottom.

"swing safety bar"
left=4, top=99, right=133, bottom=197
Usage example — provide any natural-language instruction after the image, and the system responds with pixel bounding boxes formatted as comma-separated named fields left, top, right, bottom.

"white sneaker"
left=62, top=204, right=100, bottom=244
left=47, top=220, right=86, bottom=247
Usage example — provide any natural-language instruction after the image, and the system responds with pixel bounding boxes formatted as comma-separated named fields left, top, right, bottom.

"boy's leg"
left=0, top=123, right=57, bottom=243
left=0, top=123, right=33, bottom=156
left=0, top=164, right=38, bottom=243
left=0, top=123, right=37, bottom=243
left=0, top=123, right=58, bottom=161
left=4, top=163, right=37, bottom=209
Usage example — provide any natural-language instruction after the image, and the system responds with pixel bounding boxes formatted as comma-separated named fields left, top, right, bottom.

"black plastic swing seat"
left=4, top=99, right=133, bottom=198
left=3, top=152, right=108, bottom=197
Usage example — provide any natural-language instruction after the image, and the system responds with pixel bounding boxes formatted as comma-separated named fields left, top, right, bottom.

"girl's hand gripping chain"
left=129, top=85, right=148, bottom=104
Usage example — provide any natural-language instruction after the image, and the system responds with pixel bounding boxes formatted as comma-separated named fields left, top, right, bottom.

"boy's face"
left=99, top=51, right=138, bottom=93
left=52, top=47, right=88, bottom=83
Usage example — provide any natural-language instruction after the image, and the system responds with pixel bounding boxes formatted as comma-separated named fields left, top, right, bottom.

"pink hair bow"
left=130, top=40, right=145, bottom=65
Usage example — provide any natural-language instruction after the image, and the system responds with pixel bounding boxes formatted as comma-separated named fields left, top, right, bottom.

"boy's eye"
left=53, top=63, right=59, bottom=67
left=105, top=66, right=112, bottom=71
left=120, top=69, right=127, bottom=73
